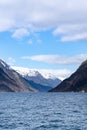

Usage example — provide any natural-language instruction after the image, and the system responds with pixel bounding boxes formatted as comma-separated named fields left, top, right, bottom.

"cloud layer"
left=0, top=0, right=87, bottom=40
left=39, top=69, right=72, bottom=80
left=22, top=54, right=87, bottom=65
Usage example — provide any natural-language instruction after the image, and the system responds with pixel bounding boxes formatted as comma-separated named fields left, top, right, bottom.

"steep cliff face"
left=49, top=60, right=87, bottom=92
left=0, top=59, right=36, bottom=92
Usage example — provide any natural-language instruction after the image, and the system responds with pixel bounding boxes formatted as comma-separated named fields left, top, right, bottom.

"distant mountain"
left=26, top=80, right=52, bottom=92
left=12, top=66, right=61, bottom=88
left=0, top=59, right=36, bottom=92
left=49, top=60, right=87, bottom=92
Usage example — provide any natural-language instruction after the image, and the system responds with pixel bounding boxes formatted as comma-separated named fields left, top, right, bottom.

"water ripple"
left=0, top=92, right=87, bottom=130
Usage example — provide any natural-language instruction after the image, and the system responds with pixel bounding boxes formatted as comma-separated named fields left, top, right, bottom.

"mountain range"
left=12, top=66, right=61, bottom=88
left=0, top=59, right=61, bottom=92
left=49, top=60, right=87, bottom=92
left=1, top=58, right=87, bottom=93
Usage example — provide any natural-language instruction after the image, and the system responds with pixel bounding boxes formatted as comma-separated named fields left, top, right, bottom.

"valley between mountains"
left=0, top=59, right=61, bottom=92
left=0, top=59, right=87, bottom=92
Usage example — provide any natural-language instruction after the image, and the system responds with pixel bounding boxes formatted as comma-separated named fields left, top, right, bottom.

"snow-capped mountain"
left=12, top=66, right=61, bottom=88
left=0, top=59, right=10, bottom=69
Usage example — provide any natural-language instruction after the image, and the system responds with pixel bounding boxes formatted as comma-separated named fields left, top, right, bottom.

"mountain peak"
left=79, top=59, right=87, bottom=68
left=0, top=59, right=9, bottom=69
left=12, top=66, right=61, bottom=88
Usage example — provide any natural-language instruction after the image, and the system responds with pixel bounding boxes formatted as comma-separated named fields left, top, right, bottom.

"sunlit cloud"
left=12, top=28, right=29, bottom=39
left=6, top=57, right=16, bottom=65
left=22, top=54, right=87, bottom=65
left=0, top=0, right=87, bottom=41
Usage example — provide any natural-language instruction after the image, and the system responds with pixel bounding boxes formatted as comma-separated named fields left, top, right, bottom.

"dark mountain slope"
left=49, top=60, right=87, bottom=92
left=0, top=59, right=36, bottom=92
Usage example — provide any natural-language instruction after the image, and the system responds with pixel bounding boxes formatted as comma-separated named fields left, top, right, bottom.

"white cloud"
left=53, top=24, right=87, bottom=41
left=0, top=0, right=87, bottom=41
left=6, top=57, right=16, bottom=65
left=61, top=33, right=87, bottom=42
left=39, top=69, right=72, bottom=80
left=12, top=28, right=29, bottom=39
left=28, top=38, right=42, bottom=45
left=22, top=54, right=87, bottom=65
left=28, top=39, right=33, bottom=45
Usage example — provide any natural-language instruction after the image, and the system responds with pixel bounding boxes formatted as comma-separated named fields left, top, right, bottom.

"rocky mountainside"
left=12, top=66, right=61, bottom=88
left=0, top=59, right=36, bottom=92
left=49, top=60, right=87, bottom=92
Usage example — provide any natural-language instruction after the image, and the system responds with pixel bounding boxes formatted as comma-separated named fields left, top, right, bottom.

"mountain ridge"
left=0, top=59, right=37, bottom=92
left=12, top=66, right=61, bottom=88
left=49, top=60, right=87, bottom=92
left=0, top=59, right=60, bottom=92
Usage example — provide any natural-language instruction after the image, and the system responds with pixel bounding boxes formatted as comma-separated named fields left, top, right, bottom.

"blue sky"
left=0, top=0, right=87, bottom=79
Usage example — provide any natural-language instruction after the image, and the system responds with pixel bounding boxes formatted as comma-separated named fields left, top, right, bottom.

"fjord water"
left=0, top=93, right=87, bottom=130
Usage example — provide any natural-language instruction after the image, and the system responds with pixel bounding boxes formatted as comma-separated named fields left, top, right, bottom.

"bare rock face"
left=49, top=60, right=87, bottom=92
left=0, top=59, right=36, bottom=92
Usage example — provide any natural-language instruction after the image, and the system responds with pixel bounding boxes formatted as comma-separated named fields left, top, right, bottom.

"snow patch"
left=11, top=66, right=60, bottom=80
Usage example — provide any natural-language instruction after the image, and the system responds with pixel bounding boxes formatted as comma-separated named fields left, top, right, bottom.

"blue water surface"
left=0, top=92, right=87, bottom=130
